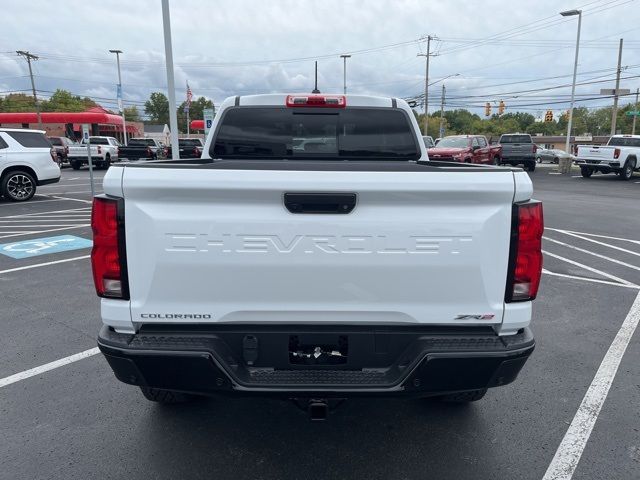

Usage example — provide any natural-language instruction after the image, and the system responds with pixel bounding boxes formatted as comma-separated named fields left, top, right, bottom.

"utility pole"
left=611, top=38, right=623, bottom=135
left=161, top=0, right=180, bottom=160
left=109, top=49, right=127, bottom=146
left=632, top=88, right=639, bottom=135
left=417, top=35, right=433, bottom=136
left=340, top=54, right=351, bottom=95
left=16, top=51, right=42, bottom=129
left=439, top=83, right=446, bottom=139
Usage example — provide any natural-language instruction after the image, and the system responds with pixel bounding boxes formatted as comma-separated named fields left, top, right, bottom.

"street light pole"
left=632, top=88, right=639, bottom=135
left=340, top=54, right=351, bottom=95
left=161, top=0, right=180, bottom=160
left=560, top=9, right=582, bottom=162
left=109, top=49, right=127, bottom=146
left=417, top=35, right=433, bottom=136
left=439, top=83, right=446, bottom=139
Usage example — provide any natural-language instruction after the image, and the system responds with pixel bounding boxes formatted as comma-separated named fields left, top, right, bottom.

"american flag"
left=186, top=82, right=193, bottom=112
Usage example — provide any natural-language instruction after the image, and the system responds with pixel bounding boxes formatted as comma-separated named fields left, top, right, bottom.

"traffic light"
left=498, top=100, right=505, bottom=115
left=544, top=110, right=554, bottom=122
left=485, top=102, right=491, bottom=117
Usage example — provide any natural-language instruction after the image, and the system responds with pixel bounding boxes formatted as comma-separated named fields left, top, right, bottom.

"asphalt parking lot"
left=1, top=164, right=639, bottom=480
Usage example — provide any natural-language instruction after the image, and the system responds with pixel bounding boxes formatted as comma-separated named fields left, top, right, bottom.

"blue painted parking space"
left=0, top=234, right=93, bottom=259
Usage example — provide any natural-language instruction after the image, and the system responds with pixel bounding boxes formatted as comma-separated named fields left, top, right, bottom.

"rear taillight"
left=146, top=146, right=152, bottom=157
left=195, top=146, right=201, bottom=156
left=65, top=145, right=69, bottom=155
left=614, top=148, right=621, bottom=159
left=532, top=144, right=538, bottom=153
left=91, top=197, right=128, bottom=299
left=286, top=94, right=346, bottom=108
left=50, top=148, right=57, bottom=163
left=506, top=201, right=543, bottom=302
left=98, top=146, right=102, bottom=154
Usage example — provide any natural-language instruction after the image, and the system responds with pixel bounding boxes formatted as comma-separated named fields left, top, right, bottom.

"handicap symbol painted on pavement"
left=0, top=234, right=93, bottom=259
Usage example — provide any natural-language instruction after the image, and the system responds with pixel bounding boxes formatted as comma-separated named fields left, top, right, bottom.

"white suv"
left=0, top=128, right=61, bottom=201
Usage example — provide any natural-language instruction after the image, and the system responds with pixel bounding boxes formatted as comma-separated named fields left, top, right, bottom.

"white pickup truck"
left=68, top=136, right=119, bottom=170
left=94, top=94, right=542, bottom=419
left=576, top=134, right=640, bottom=180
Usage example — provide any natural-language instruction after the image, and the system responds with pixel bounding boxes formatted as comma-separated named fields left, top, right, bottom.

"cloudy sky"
left=0, top=0, right=638, bottom=119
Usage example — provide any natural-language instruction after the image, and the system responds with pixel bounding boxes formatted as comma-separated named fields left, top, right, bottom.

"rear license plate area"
left=289, top=334, right=348, bottom=365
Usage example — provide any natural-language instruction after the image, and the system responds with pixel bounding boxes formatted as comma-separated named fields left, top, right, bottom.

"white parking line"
left=50, top=195, right=92, bottom=204
left=2, top=206, right=91, bottom=218
left=0, top=347, right=100, bottom=388
left=546, top=228, right=640, bottom=245
left=0, top=225, right=90, bottom=240
left=542, top=269, right=640, bottom=289
left=542, top=290, right=640, bottom=480
left=39, top=183, right=93, bottom=188
left=543, top=236, right=640, bottom=272
left=0, top=254, right=90, bottom=275
left=542, top=250, right=637, bottom=287
left=554, top=230, right=640, bottom=258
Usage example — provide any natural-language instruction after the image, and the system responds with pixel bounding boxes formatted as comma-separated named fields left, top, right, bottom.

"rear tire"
left=580, top=166, right=594, bottom=178
left=619, top=159, right=635, bottom=181
left=493, top=156, right=500, bottom=166
left=536, top=156, right=542, bottom=163
left=1, top=170, right=36, bottom=202
left=70, top=161, right=81, bottom=170
left=525, top=162, right=536, bottom=172
left=438, top=389, right=487, bottom=403
left=140, top=387, right=195, bottom=404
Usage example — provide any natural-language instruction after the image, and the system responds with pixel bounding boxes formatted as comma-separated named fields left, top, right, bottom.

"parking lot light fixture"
left=108, top=49, right=127, bottom=146
left=560, top=9, right=582, bottom=165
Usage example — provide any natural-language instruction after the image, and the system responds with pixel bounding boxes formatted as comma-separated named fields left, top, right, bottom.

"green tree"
left=177, top=96, right=214, bottom=133
left=0, top=93, right=37, bottom=112
left=144, top=92, right=170, bottom=125
left=41, top=89, right=91, bottom=112
left=124, top=106, right=141, bottom=122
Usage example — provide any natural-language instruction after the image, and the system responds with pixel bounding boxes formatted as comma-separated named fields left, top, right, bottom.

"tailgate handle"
left=284, top=193, right=356, bottom=214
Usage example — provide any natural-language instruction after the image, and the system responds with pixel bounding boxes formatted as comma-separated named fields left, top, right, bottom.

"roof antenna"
left=312, top=61, right=320, bottom=94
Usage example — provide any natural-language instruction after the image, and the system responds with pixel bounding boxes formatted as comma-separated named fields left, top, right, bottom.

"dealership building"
left=0, top=106, right=143, bottom=143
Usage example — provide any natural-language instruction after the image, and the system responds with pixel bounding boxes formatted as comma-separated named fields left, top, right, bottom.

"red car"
left=428, top=135, right=502, bottom=165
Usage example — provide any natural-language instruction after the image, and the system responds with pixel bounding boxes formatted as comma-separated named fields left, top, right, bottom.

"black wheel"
left=140, top=387, right=196, bottom=404
left=438, top=389, right=487, bottom=403
left=619, top=159, right=635, bottom=181
left=536, top=156, right=542, bottom=163
left=553, top=157, right=559, bottom=164
left=580, top=166, right=594, bottom=178
left=525, top=163, right=536, bottom=172
left=493, top=156, right=500, bottom=166
left=104, top=154, right=111, bottom=169
left=71, top=161, right=81, bottom=170
left=1, top=170, right=36, bottom=202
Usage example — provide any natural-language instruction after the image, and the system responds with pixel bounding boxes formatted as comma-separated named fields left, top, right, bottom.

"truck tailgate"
left=578, top=145, right=615, bottom=161
left=503, top=144, right=532, bottom=156
left=120, top=166, right=517, bottom=327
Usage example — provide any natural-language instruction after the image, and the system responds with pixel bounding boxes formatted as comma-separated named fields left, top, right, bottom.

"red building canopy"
left=0, top=106, right=138, bottom=133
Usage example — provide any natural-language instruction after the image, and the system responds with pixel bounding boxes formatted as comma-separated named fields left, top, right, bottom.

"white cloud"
left=0, top=0, right=638, bottom=116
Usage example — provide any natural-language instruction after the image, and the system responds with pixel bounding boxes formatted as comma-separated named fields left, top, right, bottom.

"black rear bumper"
left=98, top=324, right=534, bottom=397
